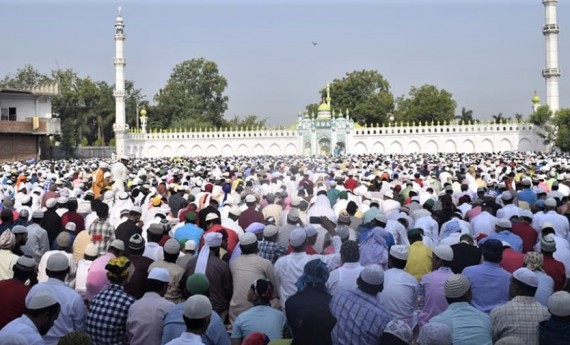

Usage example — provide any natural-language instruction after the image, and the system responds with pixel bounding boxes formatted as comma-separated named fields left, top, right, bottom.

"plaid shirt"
left=257, top=240, right=287, bottom=264
left=89, top=218, right=115, bottom=256
left=330, top=288, right=392, bottom=345
left=86, top=284, right=135, bottom=345
left=490, top=295, right=550, bottom=344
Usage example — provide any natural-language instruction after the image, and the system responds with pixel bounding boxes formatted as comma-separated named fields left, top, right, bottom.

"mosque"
left=116, top=2, right=560, bottom=158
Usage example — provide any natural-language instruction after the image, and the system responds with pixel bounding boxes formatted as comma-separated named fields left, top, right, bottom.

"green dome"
left=532, top=94, right=540, bottom=104
left=317, top=102, right=331, bottom=112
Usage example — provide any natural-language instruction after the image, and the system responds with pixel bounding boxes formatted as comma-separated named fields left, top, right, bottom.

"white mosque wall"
left=124, top=122, right=546, bottom=158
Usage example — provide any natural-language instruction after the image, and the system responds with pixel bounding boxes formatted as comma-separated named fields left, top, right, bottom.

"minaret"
left=113, top=6, right=127, bottom=157
left=542, top=0, right=560, bottom=112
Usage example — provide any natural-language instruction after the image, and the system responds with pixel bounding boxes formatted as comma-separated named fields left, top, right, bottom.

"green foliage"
left=0, top=64, right=53, bottom=89
left=307, top=70, right=394, bottom=125
left=153, top=58, right=229, bottom=128
left=397, top=85, right=456, bottom=123
left=554, top=109, right=570, bottom=152
left=224, top=115, right=267, bottom=129
left=529, top=105, right=556, bottom=146
left=491, top=113, right=511, bottom=124
left=529, top=105, right=552, bottom=126
left=454, top=107, right=474, bottom=123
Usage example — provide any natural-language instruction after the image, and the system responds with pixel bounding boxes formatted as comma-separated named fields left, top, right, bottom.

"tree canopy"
left=396, top=84, right=457, bottom=124
left=153, top=58, right=229, bottom=129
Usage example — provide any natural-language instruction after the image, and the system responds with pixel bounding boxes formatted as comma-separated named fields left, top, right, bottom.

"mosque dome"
left=317, top=101, right=331, bottom=112
left=532, top=93, right=540, bottom=105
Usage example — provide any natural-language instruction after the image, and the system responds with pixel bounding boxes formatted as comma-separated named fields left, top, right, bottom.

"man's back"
left=430, top=302, right=492, bottom=345
left=462, top=262, right=511, bottom=313
left=491, top=296, right=549, bottom=344
left=450, top=242, right=481, bottom=274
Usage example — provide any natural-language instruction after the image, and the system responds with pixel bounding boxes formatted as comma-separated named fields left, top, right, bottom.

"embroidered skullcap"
left=384, top=320, right=413, bottom=344
left=336, top=225, right=350, bottom=240
left=186, top=273, right=209, bottom=295
left=513, top=267, right=539, bottom=287
left=55, top=231, right=72, bottom=248
left=129, top=233, right=145, bottom=250
left=164, top=238, right=181, bottom=255
left=105, top=256, right=130, bottom=278
left=263, top=225, right=278, bottom=238
left=433, top=245, right=454, bottom=261
left=25, top=290, right=58, bottom=310
left=360, top=264, right=384, bottom=286
left=389, top=245, right=408, bottom=261
left=184, top=294, right=212, bottom=319
left=289, top=228, right=307, bottom=247
left=418, top=323, right=453, bottom=345
left=46, top=252, right=69, bottom=272
left=548, top=291, right=570, bottom=317
left=0, top=230, right=16, bottom=249
left=148, top=267, right=170, bottom=283
left=240, top=232, right=258, bottom=246
left=541, top=234, right=556, bottom=253
left=444, top=274, right=471, bottom=298
left=524, top=252, right=544, bottom=271
left=338, top=210, right=351, bottom=224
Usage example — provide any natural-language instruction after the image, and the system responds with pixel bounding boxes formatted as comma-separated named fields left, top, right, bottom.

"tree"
left=514, top=113, right=524, bottom=123
left=223, top=115, right=268, bottom=129
left=555, top=109, right=570, bottom=151
left=397, top=84, right=457, bottom=123
left=454, top=107, right=474, bottom=123
left=305, top=70, right=394, bottom=125
left=491, top=113, right=511, bottom=123
left=154, top=58, right=229, bottom=128
left=529, top=105, right=556, bottom=146
left=0, top=64, right=53, bottom=89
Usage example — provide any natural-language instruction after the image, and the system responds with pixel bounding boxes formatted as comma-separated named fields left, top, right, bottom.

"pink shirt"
left=85, top=253, right=115, bottom=300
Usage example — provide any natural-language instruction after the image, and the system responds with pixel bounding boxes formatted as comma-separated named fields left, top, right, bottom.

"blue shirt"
left=430, top=302, right=492, bottom=345
left=231, top=305, right=286, bottom=341
left=462, top=262, right=511, bottom=313
left=479, top=231, right=523, bottom=253
left=173, top=223, right=204, bottom=245
left=330, top=288, right=392, bottom=345
left=0, top=315, right=44, bottom=345
left=161, top=303, right=230, bottom=345
left=518, top=188, right=537, bottom=205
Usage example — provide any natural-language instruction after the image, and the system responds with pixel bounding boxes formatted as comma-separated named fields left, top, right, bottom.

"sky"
left=0, top=0, right=568, bottom=126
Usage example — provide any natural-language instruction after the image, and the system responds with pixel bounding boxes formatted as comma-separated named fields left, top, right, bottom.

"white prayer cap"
left=205, top=213, right=219, bottom=222
left=11, top=225, right=27, bottom=234
left=56, top=231, right=72, bottom=248
left=545, top=198, right=557, bottom=207
left=46, top=252, right=69, bottom=272
left=204, top=232, right=223, bottom=247
left=374, top=213, right=387, bottom=223
left=99, top=162, right=109, bottom=169
left=289, top=228, right=307, bottom=247
left=130, top=206, right=142, bottom=215
left=15, top=255, right=36, bottom=271
left=64, top=222, right=76, bottom=232
left=433, top=245, right=454, bottom=261
left=444, top=274, right=470, bottom=298
left=57, top=196, right=68, bottom=204
left=164, top=239, right=181, bottom=255
left=384, top=320, right=413, bottom=344
left=25, top=290, right=58, bottom=310
left=336, top=225, right=350, bottom=240
left=304, top=226, right=318, bottom=237
left=245, top=194, right=257, bottom=203
left=110, top=239, right=125, bottom=251
left=263, top=225, right=278, bottom=238
left=239, top=233, right=257, bottom=246
left=290, top=196, right=301, bottom=207
left=360, top=264, right=384, bottom=285
left=84, top=243, right=99, bottom=257
left=548, top=291, right=570, bottom=317
left=512, top=267, right=538, bottom=288
left=184, top=294, right=212, bottom=319
left=46, top=198, right=57, bottom=209
left=520, top=210, right=533, bottom=220
left=500, top=191, right=513, bottom=201
left=185, top=240, right=197, bottom=251
left=496, top=218, right=512, bottom=229
left=148, top=267, right=170, bottom=283
left=389, top=245, right=408, bottom=261
left=229, top=205, right=241, bottom=217
left=287, top=208, right=300, bottom=222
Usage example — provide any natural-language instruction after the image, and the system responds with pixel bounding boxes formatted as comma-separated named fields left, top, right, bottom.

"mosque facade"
left=115, top=9, right=548, bottom=158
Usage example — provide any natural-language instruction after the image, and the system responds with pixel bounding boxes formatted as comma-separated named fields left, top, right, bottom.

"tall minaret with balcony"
left=542, top=0, right=561, bottom=112
left=113, top=6, right=127, bottom=157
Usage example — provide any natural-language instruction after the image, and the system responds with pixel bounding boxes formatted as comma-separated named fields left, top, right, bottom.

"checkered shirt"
left=257, top=240, right=287, bottom=264
left=330, top=287, right=393, bottom=345
left=86, top=284, right=135, bottom=345
left=88, top=218, right=115, bottom=256
left=490, top=295, right=550, bottom=344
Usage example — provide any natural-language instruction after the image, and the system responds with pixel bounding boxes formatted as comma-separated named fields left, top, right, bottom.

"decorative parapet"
left=125, top=128, right=297, bottom=140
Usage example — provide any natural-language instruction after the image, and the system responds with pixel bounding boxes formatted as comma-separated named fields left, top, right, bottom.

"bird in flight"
left=312, top=41, right=318, bottom=46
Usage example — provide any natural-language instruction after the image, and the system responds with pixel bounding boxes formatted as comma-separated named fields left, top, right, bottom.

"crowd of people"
left=0, top=152, right=569, bottom=345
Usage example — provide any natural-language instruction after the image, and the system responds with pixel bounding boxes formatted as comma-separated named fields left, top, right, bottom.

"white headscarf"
left=195, top=232, right=222, bottom=274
